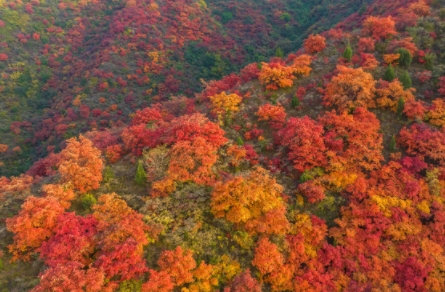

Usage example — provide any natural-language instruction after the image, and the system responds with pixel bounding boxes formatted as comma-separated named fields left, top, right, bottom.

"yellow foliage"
left=209, top=92, right=242, bottom=116
left=383, top=54, right=400, bottom=65
left=376, top=80, right=415, bottom=112
left=371, top=195, right=412, bottom=217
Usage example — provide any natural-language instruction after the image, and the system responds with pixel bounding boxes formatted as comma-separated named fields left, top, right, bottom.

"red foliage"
left=362, top=16, right=397, bottom=40
left=304, top=34, right=327, bottom=54
left=224, top=269, right=262, bottom=292
left=0, top=53, right=8, bottom=61
left=39, top=213, right=98, bottom=267
left=31, top=262, right=107, bottom=292
left=277, top=116, right=327, bottom=172
left=256, top=103, right=287, bottom=129
left=6, top=196, right=65, bottom=261
left=357, top=37, right=375, bottom=52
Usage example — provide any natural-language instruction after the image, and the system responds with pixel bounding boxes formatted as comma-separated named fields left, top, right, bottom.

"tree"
left=209, top=92, right=243, bottom=119
left=6, top=196, right=65, bottom=261
left=400, top=71, right=412, bottom=89
left=397, top=48, right=413, bottom=67
left=58, top=135, right=104, bottom=193
left=142, top=270, right=174, bottom=292
left=324, top=66, right=376, bottom=111
left=362, top=16, right=397, bottom=40
left=41, top=184, right=75, bottom=209
left=31, top=262, right=107, bottom=292
left=375, top=79, right=415, bottom=113
left=397, top=97, right=405, bottom=116
left=343, top=42, right=352, bottom=62
left=304, top=34, right=327, bottom=54
left=390, top=135, right=397, bottom=152
left=384, top=64, right=395, bottom=81
left=256, top=103, right=287, bottom=129
left=157, top=246, right=196, bottom=286
left=135, top=161, right=147, bottom=185
left=275, top=47, right=284, bottom=58
left=39, top=213, right=98, bottom=267
left=211, top=167, right=289, bottom=235
left=277, top=116, right=327, bottom=172
left=224, top=269, right=262, bottom=292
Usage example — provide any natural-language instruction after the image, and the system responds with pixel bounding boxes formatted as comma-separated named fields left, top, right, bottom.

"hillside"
left=3, top=0, right=445, bottom=291
left=0, top=0, right=373, bottom=176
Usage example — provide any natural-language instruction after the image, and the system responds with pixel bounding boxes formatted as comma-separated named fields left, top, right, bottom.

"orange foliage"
left=360, top=53, right=379, bottom=70
left=407, top=0, right=430, bottom=16
left=158, top=246, right=197, bottom=286
left=304, top=34, right=327, bottom=54
left=362, top=16, right=397, bottom=40
left=258, top=55, right=311, bottom=90
left=383, top=54, right=400, bottom=65
left=0, top=144, right=8, bottom=153
left=357, top=37, right=375, bottom=52
left=42, top=184, right=75, bottom=209
left=211, top=167, right=289, bottom=235
left=58, top=135, right=104, bottom=193
left=258, top=62, right=295, bottom=90
left=375, top=79, right=415, bottom=112
left=6, top=196, right=65, bottom=261
left=92, top=193, right=150, bottom=252
left=151, top=136, right=219, bottom=196
left=256, top=103, right=287, bottom=129
left=227, top=145, right=246, bottom=167
left=404, top=99, right=426, bottom=120
left=425, top=99, right=445, bottom=128
left=324, top=65, right=376, bottom=111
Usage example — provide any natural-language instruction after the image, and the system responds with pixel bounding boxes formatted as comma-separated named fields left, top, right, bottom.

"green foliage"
left=399, top=71, right=412, bottom=89
left=280, top=12, right=291, bottom=22
left=103, top=166, right=114, bottom=183
left=135, top=161, right=147, bottom=186
left=397, top=97, right=405, bottom=116
left=291, top=96, right=300, bottom=108
left=384, top=64, right=395, bottom=82
left=80, top=193, right=97, bottom=210
left=389, top=134, right=397, bottom=152
left=236, top=136, right=244, bottom=146
left=343, top=42, right=353, bottom=62
left=275, top=47, right=284, bottom=58
left=118, top=280, right=142, bottom=292
left=425, top=53, right=437, bottom=70
left=396, top=48, right=413, bottom=67
left=300, top=167, right=324, bottom=183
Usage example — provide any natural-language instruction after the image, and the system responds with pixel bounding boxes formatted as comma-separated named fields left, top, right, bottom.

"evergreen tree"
left=397, top=97, right=405, bottom=116
left=343, top=42, right=353, bottom=62
left=237, top=136, right=244, bottom=146
left=384, top=64, right=395, bottom=81
left=389, top=134, right=397, bottom=152
left=292, top=96, right=300, bottom=108
left=275, top=47, right=284, bottom=58
left=396, top=48, right=412, bottom=67
left=135, top=161, right=147, bottom=185
left=400, top=70, right=412, bottom=89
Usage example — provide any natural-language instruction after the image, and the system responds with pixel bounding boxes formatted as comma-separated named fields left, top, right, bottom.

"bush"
left=384, top=64, right=395, bottom=81
left=400, top=71, right=412, bottom=89
left=135, top=161, right=147, bottom=185
left=343, top=43, right=352, bottom=62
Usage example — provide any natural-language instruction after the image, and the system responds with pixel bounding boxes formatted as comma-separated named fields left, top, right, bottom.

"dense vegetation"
left=0, top=0, right=372, bottom=176
left=3, top=0, right=445, bottom=291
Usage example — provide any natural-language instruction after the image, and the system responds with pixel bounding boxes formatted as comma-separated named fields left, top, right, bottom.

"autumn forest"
left=2, top=0, right=445, bottom=291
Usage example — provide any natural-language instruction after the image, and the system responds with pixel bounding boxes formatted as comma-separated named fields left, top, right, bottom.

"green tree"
left=384, top=64, right=395, bottom=81
left=135, top=161, right=147, bottom=185
left=291, top=96, right=300, bottom=108
left=397, top=48, right=413, bottom=67
left=397, top=97, right=405, bottom=116
left=389, top=134, right=397, bottom=152
left=343, top=42, right=353, bottom=62
left=275, top=47, right=284, bottom=58
left=399, top=70, right=412, bottom=89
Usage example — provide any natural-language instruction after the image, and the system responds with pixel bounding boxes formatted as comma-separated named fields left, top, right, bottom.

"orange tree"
left=211, top=167, right=289, bottom=235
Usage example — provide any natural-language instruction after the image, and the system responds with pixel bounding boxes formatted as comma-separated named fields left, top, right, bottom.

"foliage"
left=211, top=167, right=289, bottom=235
left=383, top=64, right=395, bottom=81
left=58, top=135, right=103, bottom=193
left=135, top=161, right=147, bottom=186
left=304, top=34, right=327, bottom=54
left=362, top=16, right=397, bottom=40
left=324, top=66, right=376, bottom=111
